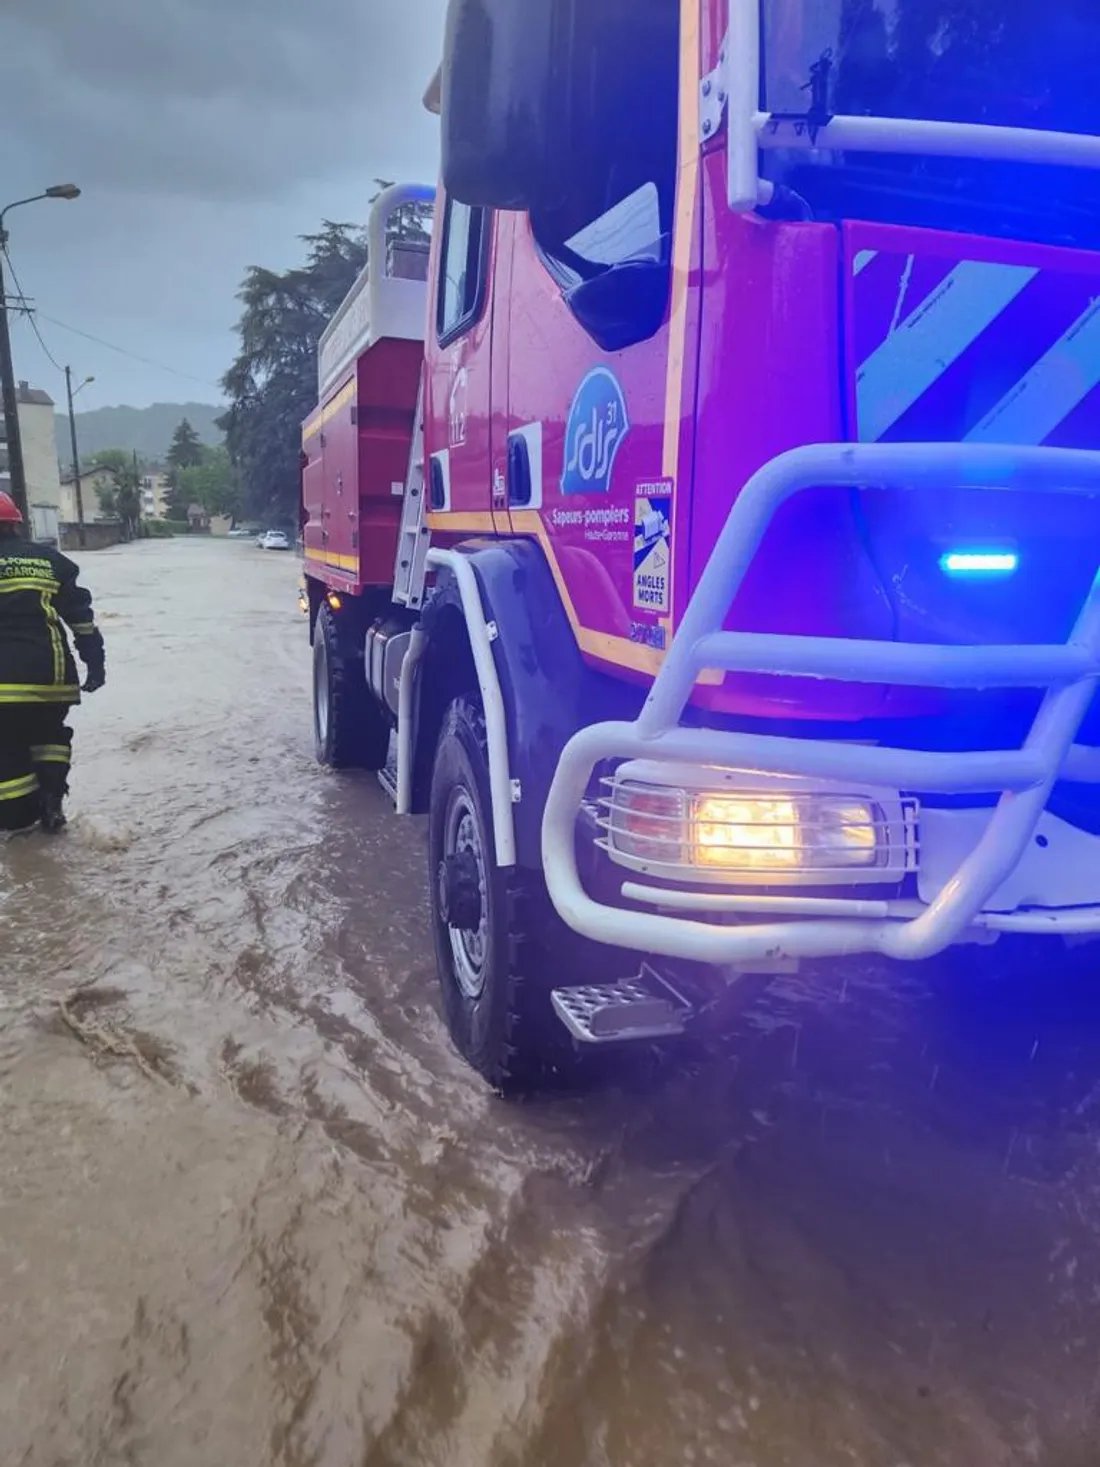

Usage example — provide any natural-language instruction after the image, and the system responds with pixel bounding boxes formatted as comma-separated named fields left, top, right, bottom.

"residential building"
left=140, top=471, right=172, bottom=519
left=60, top=465, right=117, bottom=524
left=0, top=382, right=63, bottom=538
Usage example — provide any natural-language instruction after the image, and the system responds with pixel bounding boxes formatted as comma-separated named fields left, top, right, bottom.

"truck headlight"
left=692, top=794, right=877, bottom=871
left=604, top=774, right=898, bottom=884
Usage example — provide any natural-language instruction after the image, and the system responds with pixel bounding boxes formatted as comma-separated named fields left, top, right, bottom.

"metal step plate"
left=551, top=964, right=692, bottom=1045
left=376, top=735, right=399, bottom=805
left=377, top=762, right=398, bottom=805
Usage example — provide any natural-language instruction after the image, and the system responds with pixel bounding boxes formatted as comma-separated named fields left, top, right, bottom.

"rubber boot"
left=39, top=789, right=67, bottom=834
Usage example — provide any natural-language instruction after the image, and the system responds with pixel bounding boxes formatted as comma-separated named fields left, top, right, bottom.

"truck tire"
left=313, top=602, right=389, bottom=771
left=428, top=695, right=564, bottom=1094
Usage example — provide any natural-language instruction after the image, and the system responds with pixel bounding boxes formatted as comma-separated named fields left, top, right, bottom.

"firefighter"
left=0, top=490, right=106, bottom=833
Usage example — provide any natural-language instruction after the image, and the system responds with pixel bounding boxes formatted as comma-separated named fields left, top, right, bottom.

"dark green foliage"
left=219, top=182, right=432, bottom=523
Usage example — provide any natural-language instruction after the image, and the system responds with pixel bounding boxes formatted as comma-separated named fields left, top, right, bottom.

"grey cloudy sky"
left=0, top=0, right=446, bottom=411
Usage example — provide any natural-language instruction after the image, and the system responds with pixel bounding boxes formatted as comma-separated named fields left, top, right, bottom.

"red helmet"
left=0, top=490, right=23, bottom=524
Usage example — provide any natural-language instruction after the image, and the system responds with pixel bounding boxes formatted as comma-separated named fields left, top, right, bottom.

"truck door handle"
left=507, top=433, right=532, bottom=507
left=429, top=458, right=446, bottom=511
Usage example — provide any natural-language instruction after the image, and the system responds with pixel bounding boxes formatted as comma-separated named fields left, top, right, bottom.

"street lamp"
left=65, top=367, right=94, bottom=548
left=0, top=184, right=81, bottom=529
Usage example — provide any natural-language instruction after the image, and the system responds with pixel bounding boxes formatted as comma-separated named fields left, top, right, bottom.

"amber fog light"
left=692, top=795, right=879, bottom=872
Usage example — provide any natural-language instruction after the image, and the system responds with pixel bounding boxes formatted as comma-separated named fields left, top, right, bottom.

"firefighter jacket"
left=0, top=538, right=105, bottom=706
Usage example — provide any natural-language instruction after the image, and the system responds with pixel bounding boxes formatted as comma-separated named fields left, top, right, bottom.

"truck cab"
left=303, top=0, right=1100, bottom=1092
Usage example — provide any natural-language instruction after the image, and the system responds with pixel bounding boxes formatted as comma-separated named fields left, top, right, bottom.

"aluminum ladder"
left=392, top=374, right=430, bottom=609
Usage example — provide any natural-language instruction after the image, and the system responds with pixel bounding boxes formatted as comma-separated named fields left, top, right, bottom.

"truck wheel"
left=313, top=602, right=389, bottom=771
left=428, top=695, right=561, bottom=1093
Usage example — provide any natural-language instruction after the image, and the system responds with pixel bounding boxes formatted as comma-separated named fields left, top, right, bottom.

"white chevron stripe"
left=965, top=297, right=1100, bottom=446
left=857, top=260, right=1038, bottom=442
left=888, top=254, right=916, bottom=334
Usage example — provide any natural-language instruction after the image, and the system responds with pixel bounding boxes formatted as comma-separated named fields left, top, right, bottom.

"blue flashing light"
left=939, top=550, right=1019, bottom=577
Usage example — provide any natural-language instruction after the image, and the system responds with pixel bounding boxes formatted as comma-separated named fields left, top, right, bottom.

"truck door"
left=425, top=195, right=497, bottom=528
left=500, top=0, right=686, bottom=674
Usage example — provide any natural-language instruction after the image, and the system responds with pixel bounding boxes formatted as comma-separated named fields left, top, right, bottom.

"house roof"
left=61, top=466, right=114, bottom=484
left=16, top=381, right=54, bottom=407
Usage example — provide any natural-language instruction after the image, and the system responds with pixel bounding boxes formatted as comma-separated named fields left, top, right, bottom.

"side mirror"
left=440, top=0, right=563, bottom=211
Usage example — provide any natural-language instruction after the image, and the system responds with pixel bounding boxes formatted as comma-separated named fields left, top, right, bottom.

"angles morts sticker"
left=633, top=478, right=673, bottom=615
left=561, top=367, right=630, bottom=496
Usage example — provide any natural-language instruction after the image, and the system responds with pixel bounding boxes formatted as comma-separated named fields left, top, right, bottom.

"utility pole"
left=65, top=365, right=87, bottom=548
left=0, top=246, right=29, bottom=527
left=0, top=184, right=82, bottom=532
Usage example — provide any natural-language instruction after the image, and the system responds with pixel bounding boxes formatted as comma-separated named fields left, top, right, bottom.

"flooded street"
left=4, top=537, right=1100, bottom=1466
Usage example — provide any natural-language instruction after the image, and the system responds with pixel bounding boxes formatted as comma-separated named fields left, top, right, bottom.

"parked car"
left=227, top=527, right=254, bottom=540
left=262, top=530, right=291, bottom=551
left=256, top=529, right=269, bottom=547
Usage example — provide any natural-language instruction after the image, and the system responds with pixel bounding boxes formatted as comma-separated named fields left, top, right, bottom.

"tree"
left=163, top=479, right=191, bottom=522
left=166, top=418, right=204, bottom=472
left=219, top=223, right=367, bottom=524
left=89, top=449, right=143, bottom=540
left=220, top=181, right=432, bottom=523
left=164, top=417, right=205, bottom=520
left=177, top=444, right=241, bottom=522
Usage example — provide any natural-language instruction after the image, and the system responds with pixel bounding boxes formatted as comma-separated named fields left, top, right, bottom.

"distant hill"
left=54, top=402, right=224, bottom=464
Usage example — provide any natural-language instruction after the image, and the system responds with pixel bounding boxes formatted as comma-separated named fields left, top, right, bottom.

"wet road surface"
left=3, top=537, right=1100, bottom=1466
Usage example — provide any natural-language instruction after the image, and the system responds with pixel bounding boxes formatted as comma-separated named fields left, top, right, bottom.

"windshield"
left=761, top=0, right=1100, bottom=248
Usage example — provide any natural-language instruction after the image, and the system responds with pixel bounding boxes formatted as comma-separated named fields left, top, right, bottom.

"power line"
left=2, top=240, right=224, bottom=393
left=2, top=245, right=66, bottom=376
left=36, top=311, right=224, bottom=392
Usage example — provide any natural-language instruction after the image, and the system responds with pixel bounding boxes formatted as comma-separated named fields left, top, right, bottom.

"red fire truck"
left=302, top=0, right=1100, bottom=1090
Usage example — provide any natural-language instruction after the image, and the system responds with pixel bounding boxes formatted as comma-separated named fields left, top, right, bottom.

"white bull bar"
left=541, top=443, right=1100, bottom=964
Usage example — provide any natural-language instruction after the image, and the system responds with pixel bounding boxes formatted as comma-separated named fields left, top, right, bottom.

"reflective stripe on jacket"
left=0, top=540, right=104, bottom=705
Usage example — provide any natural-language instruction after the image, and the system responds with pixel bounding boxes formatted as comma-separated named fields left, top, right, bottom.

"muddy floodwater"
left=5, top=538, right=1100, bottom=1466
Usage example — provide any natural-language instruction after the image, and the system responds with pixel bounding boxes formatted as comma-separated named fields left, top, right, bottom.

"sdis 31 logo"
left=561, top=368, right=630, bottom=496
